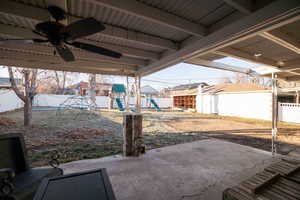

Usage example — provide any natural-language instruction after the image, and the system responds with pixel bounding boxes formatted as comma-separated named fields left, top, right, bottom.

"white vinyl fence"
left=0, top=90, right=24, bottom=112
left=33, top=94, right=110, bottom=108
left=33, top=94, right=172, bottom=108
left=278, top=103, right=300, bottom=123
left=196, top=92, right=272, bottom=120
left=1, top=90, right=299, bottom=124
left=0, top=92, right=172, bottom=112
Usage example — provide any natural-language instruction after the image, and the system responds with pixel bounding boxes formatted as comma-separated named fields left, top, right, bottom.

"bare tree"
left=54, top=71, right=68, bottom=94
left=218, top=76, right=232, bottom=84
left=234, top=73, right=250, bottom=83
left=8, top=67, right=38, bottom=127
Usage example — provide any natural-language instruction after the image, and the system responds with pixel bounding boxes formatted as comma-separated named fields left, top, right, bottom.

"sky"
left=0, top=57, right=261, bottom=91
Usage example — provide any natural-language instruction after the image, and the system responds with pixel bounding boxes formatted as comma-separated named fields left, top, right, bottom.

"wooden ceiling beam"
left=0, top=48, right=138, bottom=74
left=214, top=47, right=300, bottom=76
left=0, top=58, right=135, bottom=76
left=275, top=58, right=300, bottom=71
left=185, top=58, right=255, bottom=74
left=259, top=30, right=300, bottom=54
left=215, top=47, right=279, bottom=67
left=285, top=76, right=300, bottom=82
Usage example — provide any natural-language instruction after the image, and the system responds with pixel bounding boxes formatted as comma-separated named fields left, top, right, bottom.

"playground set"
left=110, top=84, right=161, bottom=112
left=110, top=84, right=126, bottom=111
left=56, top=95, right=98, bottom=119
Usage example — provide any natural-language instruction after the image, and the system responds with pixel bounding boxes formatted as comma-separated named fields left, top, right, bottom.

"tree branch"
left=29, top=69, right=38, bottom=97
left=8, top=67, right=26, bottom=102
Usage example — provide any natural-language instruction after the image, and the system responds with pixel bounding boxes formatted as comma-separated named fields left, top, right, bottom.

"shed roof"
left=170, top=82, right=208, bottom=91
left=202, top=83, right=267, bottom=94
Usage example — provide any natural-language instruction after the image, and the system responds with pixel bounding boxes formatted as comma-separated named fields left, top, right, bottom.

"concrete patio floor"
left=61, top=139, right=280, bottom=200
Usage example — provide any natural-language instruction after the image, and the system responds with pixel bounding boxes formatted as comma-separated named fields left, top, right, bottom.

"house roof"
left=169, top=82, right=208, bottom=91
left=141, top=85, right=158, bottom=95
left=69, top=81, right=112, bottom=89
left=201, top=83, right=267, bottom=94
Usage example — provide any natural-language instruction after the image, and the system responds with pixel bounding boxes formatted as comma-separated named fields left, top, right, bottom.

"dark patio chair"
left=0, top=133, right=63, bottom=200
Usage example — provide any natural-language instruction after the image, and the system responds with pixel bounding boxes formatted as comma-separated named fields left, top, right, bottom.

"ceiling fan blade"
left=33, top=30, right=47, bottom=38
left=55, top=45, right=75, bottom=62
left=33, top=39, right=49, bottom=43
left=68, top=41, right=122, bottom=58
left=63, top=18, right=105, bottom=40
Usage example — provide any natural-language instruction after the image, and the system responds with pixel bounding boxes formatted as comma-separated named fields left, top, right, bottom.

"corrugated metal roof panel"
left=2, top=0, right=236, bottom=42
left=138, top=0, right=225, bottom=24
left=198, top=4, right=235, bottom=26
left=86, top=34, right=164, bottom=52
left=68, top=0, right=190, bottom=41
left=0, top=13, right=37, bottom=29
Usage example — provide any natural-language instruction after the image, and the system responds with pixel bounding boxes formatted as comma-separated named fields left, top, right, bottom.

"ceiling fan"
left=0, top=6, right=122, bottom=62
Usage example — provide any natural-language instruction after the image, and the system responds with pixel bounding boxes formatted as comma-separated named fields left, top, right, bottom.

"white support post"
left=126, top=76, right=130, bottom=110
left=271, top=73, right=278, bottom=156
left=135, top=76, right=141, bottom=113
left=89, top=73, right=97, bottom=110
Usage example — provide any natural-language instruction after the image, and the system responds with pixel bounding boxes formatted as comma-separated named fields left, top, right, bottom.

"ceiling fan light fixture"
left=277, top=61, right=285, bottom=66
left=254, top=53, right=262, bottom=57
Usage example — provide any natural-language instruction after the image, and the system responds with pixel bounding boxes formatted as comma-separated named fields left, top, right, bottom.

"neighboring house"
left=166, top=82, right=208, bottom=96
left=200, top=83, right=267, bottom=94
left=170, top=82, right=299, bottom=111
left=141, top=85, right=159, bottom=108
left=141, top=85, right=159, bottom=97
left=167, top=82, right=208, bottom=110
left=69, top=81, right=112, bottom=96
left=0, top=77, right=21, bottom=90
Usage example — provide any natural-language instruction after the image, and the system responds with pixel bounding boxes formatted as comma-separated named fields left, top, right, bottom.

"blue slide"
left=150, top=99, right=161, bottom=111
left=115, top=98, right=125, bottom=111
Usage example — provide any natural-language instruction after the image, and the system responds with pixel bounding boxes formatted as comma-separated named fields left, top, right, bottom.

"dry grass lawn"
left=1, top=109, right=300, bottom=166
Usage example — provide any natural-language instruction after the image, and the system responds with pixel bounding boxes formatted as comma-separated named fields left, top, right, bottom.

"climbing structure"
left=56, top=95, right=97, bottom=118
left=109, top=84, right=126, bottom=111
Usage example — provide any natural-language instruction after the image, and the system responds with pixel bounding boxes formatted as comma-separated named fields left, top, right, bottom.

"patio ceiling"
left=0, top=0, right=299, bottom=78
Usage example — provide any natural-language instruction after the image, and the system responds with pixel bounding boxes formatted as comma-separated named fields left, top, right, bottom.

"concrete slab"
left=61, top=139, right=279, bottom=200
